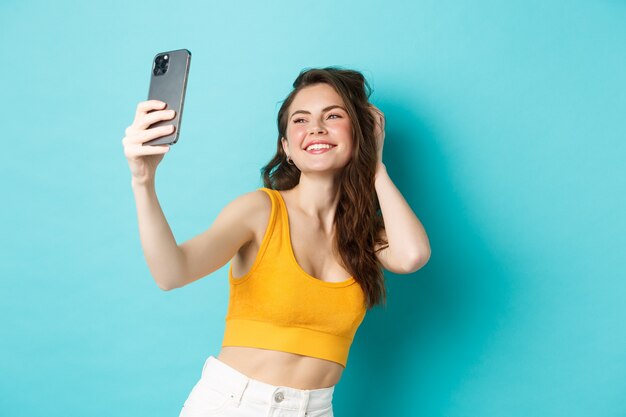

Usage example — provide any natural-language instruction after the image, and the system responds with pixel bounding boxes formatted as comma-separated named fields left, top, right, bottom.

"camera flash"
left=164, top=55, right=169, bottom=59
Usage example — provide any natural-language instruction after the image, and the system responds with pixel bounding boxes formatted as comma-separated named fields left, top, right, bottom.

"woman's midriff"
left=217, top=346, right=344, bottom=390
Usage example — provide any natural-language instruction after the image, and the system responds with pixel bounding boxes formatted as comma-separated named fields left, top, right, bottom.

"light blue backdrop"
left=2, top=0, right=625, bottom=416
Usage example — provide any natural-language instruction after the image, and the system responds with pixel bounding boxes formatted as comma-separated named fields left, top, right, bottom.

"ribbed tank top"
left=222, top=187, right=367, bottom=368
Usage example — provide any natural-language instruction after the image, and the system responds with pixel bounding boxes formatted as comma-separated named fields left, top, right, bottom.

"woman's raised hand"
left=122, top=100, right=176, bottom=185
left=368, top=103, right=385, bottom=164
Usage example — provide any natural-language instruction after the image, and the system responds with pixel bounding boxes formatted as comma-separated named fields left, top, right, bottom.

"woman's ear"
left=281, top=137, right=289, bottom=155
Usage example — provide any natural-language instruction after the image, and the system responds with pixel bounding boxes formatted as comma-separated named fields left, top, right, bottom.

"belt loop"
left=230, top=377, right=249, bottom=406
left=298, top=390, right=310, bottom=416
left=201, top=356, right=211, bottom=377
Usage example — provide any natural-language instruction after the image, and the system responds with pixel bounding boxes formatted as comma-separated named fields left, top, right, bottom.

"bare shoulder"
left=241, top=188, right=272, bottom=214
left=229, top=188, right=270, bottom=209
left=227, top=189, right=272, bottom=234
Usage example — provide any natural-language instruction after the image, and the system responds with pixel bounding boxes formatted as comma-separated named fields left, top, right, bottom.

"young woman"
left=122, top=67, right=430, bottom=417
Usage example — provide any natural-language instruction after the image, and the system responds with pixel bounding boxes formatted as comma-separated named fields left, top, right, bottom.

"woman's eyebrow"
left=290, top=105, right=346, bottom=119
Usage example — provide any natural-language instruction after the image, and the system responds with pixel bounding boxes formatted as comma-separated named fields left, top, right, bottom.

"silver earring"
left=286, top=155, right=294, bottom=165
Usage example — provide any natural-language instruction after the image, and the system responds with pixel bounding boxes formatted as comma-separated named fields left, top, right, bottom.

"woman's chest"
left=234, top=213, right=351, bottom=283
left=288, top=221, right=351, bottom=282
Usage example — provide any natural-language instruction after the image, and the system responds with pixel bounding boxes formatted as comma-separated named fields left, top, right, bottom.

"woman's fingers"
left=135, top=109, right=176, bottom=131
left=121, top=100, right=174, bottom=183
left=124, top=143, right=170, bottom=159
left=123, top=100, right=177, bottom=148
left=134, top=100, right=166, bottom=120
left=130, top=100, right=176, bottom=130
left=124, top=124, right=175, bottom=146
left=368, top=104, right=385, bottom=131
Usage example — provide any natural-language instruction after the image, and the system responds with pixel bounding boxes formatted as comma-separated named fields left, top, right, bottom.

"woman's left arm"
left=370, top=105, right=431, bottom=274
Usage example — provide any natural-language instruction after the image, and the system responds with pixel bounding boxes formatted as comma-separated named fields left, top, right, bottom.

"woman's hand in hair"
left=368, top=104, right=386, bottom=164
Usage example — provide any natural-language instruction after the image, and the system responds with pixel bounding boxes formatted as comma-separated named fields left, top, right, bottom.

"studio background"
left=1, top=1, right=625, bottom=416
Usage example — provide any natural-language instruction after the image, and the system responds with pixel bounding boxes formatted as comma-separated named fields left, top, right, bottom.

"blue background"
left=2, top=0, right=625, bottom=416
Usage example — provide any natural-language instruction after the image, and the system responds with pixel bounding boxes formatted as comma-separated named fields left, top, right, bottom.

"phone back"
left=145, top=49, right=191, bottom=146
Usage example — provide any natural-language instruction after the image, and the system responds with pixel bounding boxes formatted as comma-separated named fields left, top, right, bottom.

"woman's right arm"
left=123, top=100, right=262, bottom=291
left=130, top=182, right=262, bottom=291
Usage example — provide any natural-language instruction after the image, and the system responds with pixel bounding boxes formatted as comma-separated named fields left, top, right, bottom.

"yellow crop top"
left=222, top=187, right=367, bottom=368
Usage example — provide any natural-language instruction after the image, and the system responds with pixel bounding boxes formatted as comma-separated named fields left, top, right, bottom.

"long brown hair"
left=261, top=67, right=388, bottom=310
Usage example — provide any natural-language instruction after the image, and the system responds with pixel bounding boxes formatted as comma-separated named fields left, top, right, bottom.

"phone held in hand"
left=144, top=49, right=191, bottom=146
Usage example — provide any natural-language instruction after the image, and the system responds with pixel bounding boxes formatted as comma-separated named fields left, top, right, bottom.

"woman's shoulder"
left=226, top=188, right=274, bottom=224
left=231, top=188, right=276, bottom=241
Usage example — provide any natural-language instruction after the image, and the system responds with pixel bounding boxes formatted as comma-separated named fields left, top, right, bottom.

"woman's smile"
left=306, top=144, right=337, bottom=154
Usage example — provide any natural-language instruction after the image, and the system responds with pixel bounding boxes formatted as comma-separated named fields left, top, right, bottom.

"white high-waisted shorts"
left=178, top=355, right=335, bottom=417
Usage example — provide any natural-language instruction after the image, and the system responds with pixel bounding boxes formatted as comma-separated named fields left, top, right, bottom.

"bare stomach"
left=216, top=346, right=344, bottom=390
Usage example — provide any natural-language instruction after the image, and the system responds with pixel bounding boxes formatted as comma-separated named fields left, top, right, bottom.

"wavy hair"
left=260, top=67, right=388, bottom=310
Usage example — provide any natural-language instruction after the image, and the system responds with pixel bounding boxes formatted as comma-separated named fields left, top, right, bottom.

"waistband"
left=200, top=355, right=335, bottom=412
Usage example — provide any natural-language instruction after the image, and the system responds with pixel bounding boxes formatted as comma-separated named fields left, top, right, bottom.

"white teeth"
left=306, top=143, right=334, bottom=151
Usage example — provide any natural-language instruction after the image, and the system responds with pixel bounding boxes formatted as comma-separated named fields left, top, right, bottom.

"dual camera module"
left=152, top=54, right=169, bottom=76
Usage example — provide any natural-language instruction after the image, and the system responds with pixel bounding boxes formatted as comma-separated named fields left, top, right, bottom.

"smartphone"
left=144, top=49, right=191, bottom=146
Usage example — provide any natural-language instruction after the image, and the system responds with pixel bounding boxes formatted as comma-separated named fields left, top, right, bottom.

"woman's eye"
left=292, top=114, right=341, bottom=124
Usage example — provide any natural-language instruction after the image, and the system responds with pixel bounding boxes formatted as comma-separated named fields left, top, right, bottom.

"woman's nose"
left=308, top=124, right=326, bottom=135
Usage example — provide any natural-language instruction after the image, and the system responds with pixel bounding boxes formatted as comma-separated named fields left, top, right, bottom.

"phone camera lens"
left=153, top=54, right=170, bottom=76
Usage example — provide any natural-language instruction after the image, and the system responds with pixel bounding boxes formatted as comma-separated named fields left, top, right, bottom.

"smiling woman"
left=123, top=66, right=430, bottom=417
left=265, top=68, right=390, bottom=309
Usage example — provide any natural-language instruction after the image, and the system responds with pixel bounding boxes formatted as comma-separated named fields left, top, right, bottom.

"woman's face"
left=282, top=83, right=353, bottom=175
